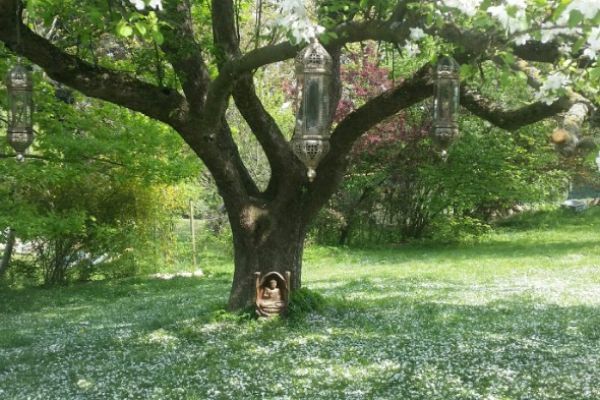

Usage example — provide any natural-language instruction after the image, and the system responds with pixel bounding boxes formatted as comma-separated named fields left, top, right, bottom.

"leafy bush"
left=308, top=51, right=569, bottom=247
left=426, top=215, right=492, bottom=243
left=0, top=59, right=200, bottom=285
left=287, top=287, right=327, bottom=321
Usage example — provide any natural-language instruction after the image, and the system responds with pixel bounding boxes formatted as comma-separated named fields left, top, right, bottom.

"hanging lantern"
left=432, top=56, right=460, bottom=154
left=6, top=61, right=34, bottom=161
left=291, top=38, right=333, bottom=181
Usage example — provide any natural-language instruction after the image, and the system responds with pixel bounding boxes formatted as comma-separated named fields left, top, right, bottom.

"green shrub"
left=287, top=288, right=327, bottom=321
left=427, top=215, right=492, bottom=243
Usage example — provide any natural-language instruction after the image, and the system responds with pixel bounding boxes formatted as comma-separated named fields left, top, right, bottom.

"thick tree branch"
left=460, top=86, right=571, bottom=130
left=165, top=0, right=259, bottom=204
left=0, top=0, right=189, bottom=129
left=229, top=16, right=586, bottom=79
left=330, top=65, right=432, bottom=155
left=0, top=228, right=16, bottom=277
left=212, top=0, right=241, bottom=61
left=232, top=76, right=298, bottom=191
left=230, top=20, right=405, bottom=75
left=160, top=0, right=211, bottom=113
left=502, top=58, right=596, bottom=152
left=208, top=0, right=245, bottom=130
left=551, top=103, right=593, bottom=154
left=513, top=41, right=562, bottom=63
left=218, top=120, right=261, bottom=196
left=302, top=64, right=433, bottom=222
left=212, top=0, right=303, bottom=200
left=0, top=153, right=125, bottom=167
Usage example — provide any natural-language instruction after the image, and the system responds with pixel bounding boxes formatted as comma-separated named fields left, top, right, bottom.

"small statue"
left=264, top=280, right=282, bottom=301
left=255, top=271, right=291, bottom=318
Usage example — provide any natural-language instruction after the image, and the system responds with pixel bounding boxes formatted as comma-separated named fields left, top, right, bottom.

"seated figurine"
left=258, top=280, right=284, bottom=314
left=255, top=272, right=290, bottom=318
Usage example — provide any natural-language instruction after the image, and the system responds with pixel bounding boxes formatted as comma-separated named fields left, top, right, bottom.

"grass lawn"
left=1, top=208, right=600, bottom=399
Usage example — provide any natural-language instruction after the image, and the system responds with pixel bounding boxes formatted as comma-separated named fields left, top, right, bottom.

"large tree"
left=0, top=0, right=598, bottom=309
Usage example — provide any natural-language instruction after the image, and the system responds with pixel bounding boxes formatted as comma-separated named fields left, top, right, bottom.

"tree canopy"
left=1, top=0, right=599, bottom=309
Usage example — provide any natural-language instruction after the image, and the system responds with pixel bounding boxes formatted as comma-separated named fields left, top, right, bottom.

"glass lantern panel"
left=321, top=74, right=330, bottom=136
left=8, top=90, right=33, bottom=129
left=9, top=130, right=33, bottom=145
left=452, top=81, right=460, bottom=114
left=434, top=78, right=457, bottom=122
left=304, top=77, right=321, bottom=131
left=295, top=95, right=305, bottom=134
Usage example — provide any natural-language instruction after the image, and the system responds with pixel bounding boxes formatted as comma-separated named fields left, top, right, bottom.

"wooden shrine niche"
left=255, top=271, right=291, bottom=318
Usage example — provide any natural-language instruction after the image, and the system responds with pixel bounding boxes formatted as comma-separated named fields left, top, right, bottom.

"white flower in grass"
left=77, top=378, right=93, bottom=390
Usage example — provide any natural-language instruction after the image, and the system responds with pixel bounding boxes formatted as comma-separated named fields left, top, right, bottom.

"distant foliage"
left=310, top=48, right=568, bottom=246
left=0, top=56, right=200, bottom=285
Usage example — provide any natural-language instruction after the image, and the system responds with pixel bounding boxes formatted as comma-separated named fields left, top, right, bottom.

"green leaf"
left=152, top=30, right=164, bottom=45
left=460, top=64, right=476, bottom=79
left=499, top=52, right=516, bottom=65
left=134, top=22, right=147, bottom=36
left=117, top=21, right=133, bottom=37
left=551, top=0, right=570, bottom=22
left=590, top=67, right=600, bottom=81
left=572, top=36, right=586, bottom=52
left=568, top=10, right=584, bottom=28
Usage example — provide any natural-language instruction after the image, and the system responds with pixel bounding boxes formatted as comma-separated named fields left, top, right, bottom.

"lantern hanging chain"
left=15, top=1, right=23, bottom=61
left=304, top=0, right=319, bottom=39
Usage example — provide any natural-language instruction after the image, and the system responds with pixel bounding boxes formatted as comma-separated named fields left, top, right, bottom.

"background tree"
left=0, top=50, right=200, bottom=285
left=311, top=49, right=568, bottom=245
left=1, top=0, right=599, bottom=309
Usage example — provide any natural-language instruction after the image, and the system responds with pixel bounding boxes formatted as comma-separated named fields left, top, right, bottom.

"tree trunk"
left=0, top=228, right=16, bottom=277
left=226, top=202, right=307, bottom=311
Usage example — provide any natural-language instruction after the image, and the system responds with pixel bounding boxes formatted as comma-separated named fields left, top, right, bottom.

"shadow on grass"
left=0, top=272, right=232, bottom=316
left=3, top=204, right=600, bottom=399
left=2, top=271, right=600, bottom=399
left=151, top=278, right=600, bottom=399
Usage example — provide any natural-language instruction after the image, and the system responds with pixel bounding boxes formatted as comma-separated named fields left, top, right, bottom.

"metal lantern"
left=291, top=38, right=333, bottom=181
left=6, top=62, right=34, bottom=161
left=432, top=56, right=460, bottom=152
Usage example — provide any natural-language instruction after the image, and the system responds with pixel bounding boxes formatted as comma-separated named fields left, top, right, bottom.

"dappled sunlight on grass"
left=1, top=208, right=600, bottom=398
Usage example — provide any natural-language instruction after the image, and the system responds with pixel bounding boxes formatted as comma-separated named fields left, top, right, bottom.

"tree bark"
left=0, top=228, right=16, bottom=278
left=225, top=200, right=307, bottom=310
